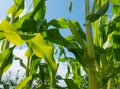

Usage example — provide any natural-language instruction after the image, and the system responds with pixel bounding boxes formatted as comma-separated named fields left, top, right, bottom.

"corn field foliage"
left=0, top=0, right=120, bottom=89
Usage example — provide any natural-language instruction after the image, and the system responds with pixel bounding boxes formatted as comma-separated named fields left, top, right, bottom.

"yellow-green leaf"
left=0, top=20, right=17, bottom=32
left=15, top=75, right=32, bottom=89
left=110, top=0, right=120, bottom=5
left=3, top=32, right=24, bottom=46
left=0, top=20, right=24, bottom=45
left=29, top=33, right=57, bottom=73
left=7, top=0, right=24, bottom=17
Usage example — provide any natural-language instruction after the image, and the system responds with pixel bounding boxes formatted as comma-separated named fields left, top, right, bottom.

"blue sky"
left=0, top=0, right=112, bottom=23
left=0, top=0, right=85, bottom=24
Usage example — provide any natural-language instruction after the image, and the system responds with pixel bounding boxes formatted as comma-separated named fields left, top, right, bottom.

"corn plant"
left=0, top=0, right=120, bottom=89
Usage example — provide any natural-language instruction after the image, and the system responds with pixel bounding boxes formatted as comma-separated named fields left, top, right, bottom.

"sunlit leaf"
left=0, top=33, right=5, bottom=40
left=7, top=0, right=24, bottom=17
left=29, top=33, right=57, bottom=73
left=0, top=20, right=24, bottom=45
left=110, top=0, right=120, bottom=5
left=15, top=75, right=32, bottom=89
left=3, top=32, right=24, bottom=46
left=0, top=20, right=17, bottom=32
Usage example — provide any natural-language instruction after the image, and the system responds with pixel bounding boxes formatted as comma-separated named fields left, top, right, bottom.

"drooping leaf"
left=86, top=1, right=109, bottom=22
left=7, top=0, right=24, bottom=17
left=29, top=33, right=57, bottom=73
left=0, top=20, right=24, bottom=45
left=3, top=32, right=24, bottom=45
left=15, top=75, right=32, bottom=89
left=69, top=0, right=72, bottom=13
left=45, top=28, right=71, bottom=47
left=0, top=20, right=17, bottom=32
left=48, top=18, right=69, bottom=28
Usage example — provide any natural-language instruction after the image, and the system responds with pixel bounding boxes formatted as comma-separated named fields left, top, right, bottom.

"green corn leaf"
left=30, top=55, right=40, bottom=75
left=96, top=1, right=109, bottom=16
left=29, top=33, right=57, bottom=73
left=0, top=20, right=17, bottom=32
left=0, top=33, right=5, bottom=40
left=3, top=32, right=24, bottom=46
left=19, top=19, right=37, bottom=32
left=112, top=5, right=120, bottom=15
left=1, top=40, right=6, bottom=52
left=14, top=56, right=26, bottom=69
left=19, top=33, right=36, bottom=40
left=0, top=20, right=24, bottom=45
left=13, top=12, right=32, bottom=29
left=93, top=20, right=100, bottom=46
left=110, top=0, right=120, bottom=5
left=68, top=20, right=85, bottom=48
left=86, top=14, right=101, bottom=23
left=46, top=28, right=71, bottom=47
left=25, top=47, right=32, bottom=58
left=0, top=47, right=14, bottom=74
left=15, top=75, right=32, bottom=89
left=48, top=18, right=69, bottom=28
left=30, top=0, right=46, bottom=19
left=7, top=0, right=24, bottom=17
left=86, top=1, right=109, bottom=22
left=0, top=20, right=36, bottom=45
left=64, top=79, right=79, bottom=89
